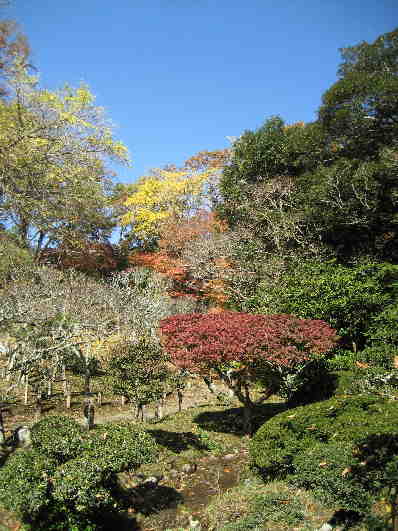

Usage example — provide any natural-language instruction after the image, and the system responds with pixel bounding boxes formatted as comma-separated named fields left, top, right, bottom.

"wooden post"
left=47, top=380, right=52, bottom=398
left=97, top=391, right=102, bottom=407
left=121, top=395, right=126, bottom=406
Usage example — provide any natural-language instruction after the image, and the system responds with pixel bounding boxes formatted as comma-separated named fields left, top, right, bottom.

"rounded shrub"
left=250, top=395, right=398, bottom=476
left=0, top=449, right=57, bottom=520
left=290, top=441, right=373, bottom=513
left=83, top=422, right=158, bottom=472
left=52, top=456, right=114, bottom=513
left=31, top=415, right=84, bottom=463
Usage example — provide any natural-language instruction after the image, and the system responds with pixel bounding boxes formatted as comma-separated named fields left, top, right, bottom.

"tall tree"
left=319, top=28, right=398, bottom=159
left=120, top=149, right=229, bottom=247
left=0, top=69, right=129, bottom=253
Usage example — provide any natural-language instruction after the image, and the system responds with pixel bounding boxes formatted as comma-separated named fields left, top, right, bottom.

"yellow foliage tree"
left=121, top=150, right=230, bottom=243
left=0, top=67, right=130, bottom=253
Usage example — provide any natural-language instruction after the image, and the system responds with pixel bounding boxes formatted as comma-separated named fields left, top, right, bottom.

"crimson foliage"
left=160, top=312, right=338, bottom=371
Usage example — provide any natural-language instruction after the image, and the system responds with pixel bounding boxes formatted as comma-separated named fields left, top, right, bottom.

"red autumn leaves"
left=160, top=312, right=338, bottom=371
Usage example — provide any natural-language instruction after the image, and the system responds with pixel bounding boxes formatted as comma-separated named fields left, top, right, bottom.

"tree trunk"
left=84, top=370, right=91, bottom=395
left=35, top=391, right=43, bottom=422
left=24, top=376, right=29, bottom=405
left=97, top=391, right=102, bottom=407
left=121, top=395, right=126, bottom=406
left=47, top=379, right=52, bottom=398
left=65, top=382, right=71, bottom=409
left=177, top=389, right=183, bottom=412
left=242, top=403, right=252, bottom=435
left=203, top=376, right=217, bottom=394
left=0, top=409, right=5, bottom=446
left=62, top=364, right=67, bottom=396
left=155, top=400, right=163, bottom=419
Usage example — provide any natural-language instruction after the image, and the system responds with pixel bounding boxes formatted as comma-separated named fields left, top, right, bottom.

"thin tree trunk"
left=242, top=403, right=252, bottom=435
left=177, top=389, right=183, bottom=412
left=35, top=391, right=43, bottom=422
left=203, top=376, right=217, bottom=394
left=83, top=398, right=95, bottom=430
left=47, top=379, right=52, bottom=398
left=0, top=409, right=5, bottom=445
left=62, top=364, right=67, bottom=396
left=66, top=382, right=71, bottom=409
left=155, top=400, right=163, bottom=419
left=24, top=376, right=29, bottom=405
left=84, top=370, right=91, bottom=395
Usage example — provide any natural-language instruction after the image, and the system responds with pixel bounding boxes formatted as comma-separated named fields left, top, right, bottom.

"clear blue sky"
left=6, top=0, right=398, bottom=185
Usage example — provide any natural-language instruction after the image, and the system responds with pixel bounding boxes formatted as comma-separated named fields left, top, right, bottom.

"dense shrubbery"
left=250, top=260, right=398, bottom=351
left=251, top=395, right=398, bottom=518
left=0, top=418, right=158, bottom=528
left=31, top=415, right=84, bottom=463
left=83, top=422, right=158, bottom=472
left=0, top=450, right=57, bottom=521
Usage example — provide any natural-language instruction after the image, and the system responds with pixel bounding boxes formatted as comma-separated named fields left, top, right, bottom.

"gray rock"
left=15, top=426, right=31, bottom=447
left=181, top=462, right=197, bottom=474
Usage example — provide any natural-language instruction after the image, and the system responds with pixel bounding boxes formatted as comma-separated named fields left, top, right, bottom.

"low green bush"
left=83, top=423, right=158, bottom=472
left=251, top=395, right=398, bottom=521
left=52, top=456, right=114, bottom=513
left=221, top=490, right=305, bottom=530
left=290, top=441, right=373, bottom=513
left=31, top=415, right=84, bottom=463
left=0, top=449, right=57, bottom=521
left=0, top=419, right=158, bottom=529
left=250, top=395, right=398, bottom=476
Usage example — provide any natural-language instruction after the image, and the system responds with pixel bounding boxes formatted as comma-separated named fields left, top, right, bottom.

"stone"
left=15, top=426, right=31, bottom=447
left=181, top=462, right=197, bottom=474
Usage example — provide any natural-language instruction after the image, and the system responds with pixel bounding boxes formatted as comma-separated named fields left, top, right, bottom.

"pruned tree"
left=0, top=265, right=197, bottom=415
left=160, top=312, right=338, bottom=432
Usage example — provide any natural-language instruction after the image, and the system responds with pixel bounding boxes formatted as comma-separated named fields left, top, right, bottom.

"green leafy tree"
left=251, top=260, right=398, bottom=351
left=319, top=28, right=398, bottom=159
left=0, top=68, right=129, bottom=253
left=108, top=339, right=172, bottom=419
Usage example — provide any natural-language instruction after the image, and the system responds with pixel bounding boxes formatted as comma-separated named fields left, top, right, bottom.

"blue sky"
left=6, top=0, right=398, bottom=185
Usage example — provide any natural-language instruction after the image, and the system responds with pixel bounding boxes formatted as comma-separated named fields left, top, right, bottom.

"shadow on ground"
left=193, top=402, right=287, bottom=434
left=116, top=483, right=183, bottom=517
left=147, top=429, right=210, bottom=453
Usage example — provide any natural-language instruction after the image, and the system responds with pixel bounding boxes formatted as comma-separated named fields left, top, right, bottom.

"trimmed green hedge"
left=0, top=419, right=158, bottom=528
left=83, top=423, right=158, bottom=472
left=251, top=395, right=398, bottom=475
left=0, top=450, right=57, bottom=520
left=250, top=395, right=398, bottom=516
left=31, top=415, right=84, bottom=463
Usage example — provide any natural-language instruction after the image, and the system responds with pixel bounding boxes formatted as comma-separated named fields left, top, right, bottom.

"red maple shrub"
left=160, top=312, right=338, bottom=432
